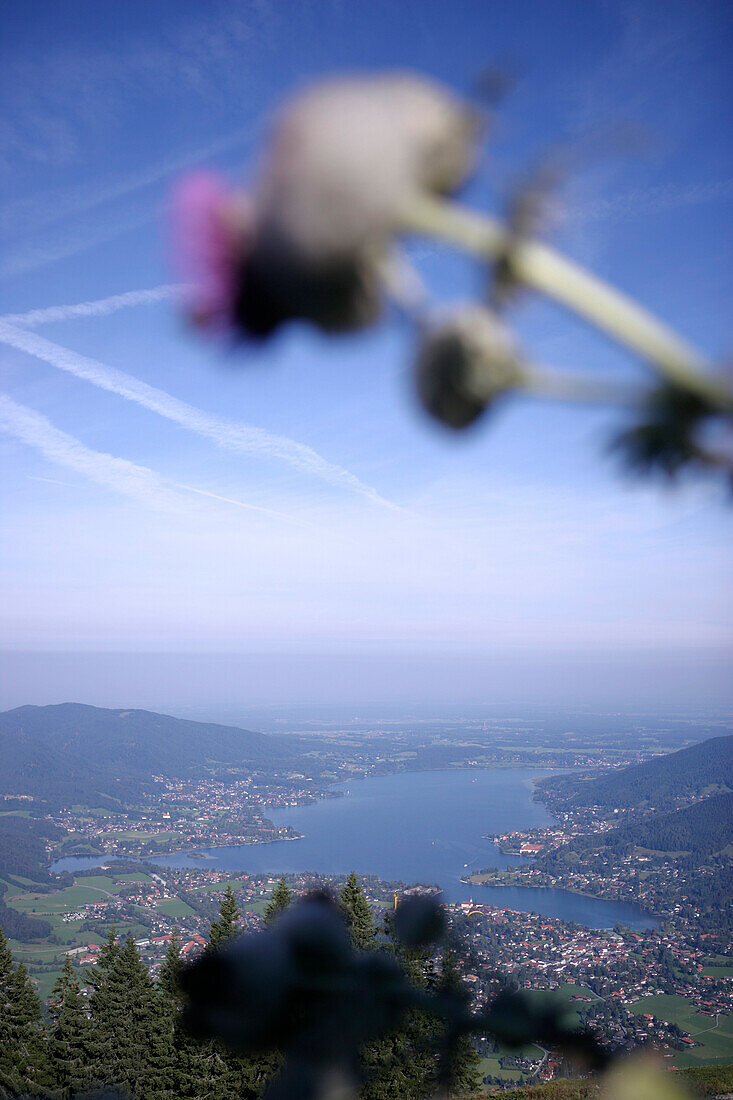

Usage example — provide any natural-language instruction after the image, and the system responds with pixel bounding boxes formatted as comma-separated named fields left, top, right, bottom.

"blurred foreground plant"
left=179, top=892, right=694, bottom=1100
left=172, top=71, right=732, bottom=488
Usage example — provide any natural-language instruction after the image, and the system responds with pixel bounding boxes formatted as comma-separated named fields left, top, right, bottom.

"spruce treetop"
left=208, top=884, right=241, bottom=950
left=263, top=877, right=293, bottom=925
left=340, top=871, right=377, bottom=951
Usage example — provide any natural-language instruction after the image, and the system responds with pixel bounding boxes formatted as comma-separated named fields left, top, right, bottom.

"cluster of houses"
left=66, top=933, right=207, bottom=971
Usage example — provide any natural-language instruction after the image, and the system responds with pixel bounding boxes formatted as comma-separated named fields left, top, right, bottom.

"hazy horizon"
left=2, top=647, right=732, bottom=718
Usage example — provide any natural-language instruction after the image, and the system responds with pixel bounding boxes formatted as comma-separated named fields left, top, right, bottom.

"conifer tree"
left=86, top=925, right=121, bottom=995
left=158, top=934, right=213, bottom=1099
left=85, top=926, right=120, bottom=1092
left=340, top=871, right=376, bottom=950
left=207, top=885, right=241, bottom=950
left=88, top=932, right=177, bottom=1099
left=360, top=911, right=438, bottom=1098
left=436, top=948, right=482, bottom=1097
left=0, top=934, right=49, bottom=1099
left=158, top=933, right=183, bottom=1003
left=0, top=928, right=19, bottom=1097
left=196, top=888, right=272, bottom=1098
left=263, top=877, right=293, bottom=924
left=48, top=955, right=92, bottom=1097
left=186, top=898, right=235, bottom=1096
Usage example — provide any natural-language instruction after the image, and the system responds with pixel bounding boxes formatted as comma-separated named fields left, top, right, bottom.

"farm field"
left=8, top=884, right=115, bottom=913
left=703, top=965, right=733, bottom=979
left=630, top=994, right=733, bottom=1067
left=155, top=898, right=195, bottom=917
left=2, top=865, right=175, bottom=998
left=479, top=1043, right=545, bottom=1087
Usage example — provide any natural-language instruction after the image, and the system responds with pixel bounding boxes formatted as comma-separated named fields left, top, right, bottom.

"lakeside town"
left=49, top=774, right=326, bottom=860
left=8, top=853, right=732, bottom=1087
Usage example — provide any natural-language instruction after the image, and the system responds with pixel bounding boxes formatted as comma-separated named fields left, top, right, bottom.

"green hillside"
left=0, top=702, right=291, bottom=805
left=539, top=736, right=733, bottom=812
left=566, top=792, right=733, bottom=858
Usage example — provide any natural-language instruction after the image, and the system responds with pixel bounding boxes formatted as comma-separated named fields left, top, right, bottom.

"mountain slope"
left=0, top=703, right=290, bottom=806
left=568, top=791, right=733, bottom=858
left=538, top=735, right=733, bottom=812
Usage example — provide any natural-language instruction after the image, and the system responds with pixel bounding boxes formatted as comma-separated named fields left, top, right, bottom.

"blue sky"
left=0, top=0, right=731, bottom=711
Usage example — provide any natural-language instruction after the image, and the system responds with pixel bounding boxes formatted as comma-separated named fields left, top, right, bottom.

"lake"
left=54, top=768, right=657, bottom=930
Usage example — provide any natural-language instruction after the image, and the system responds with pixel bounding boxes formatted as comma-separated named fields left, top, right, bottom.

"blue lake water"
left=53, top=768, right=657, bottom=930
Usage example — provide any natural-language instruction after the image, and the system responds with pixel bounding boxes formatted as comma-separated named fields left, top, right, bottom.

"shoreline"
left=462, top=876, right=661, bottom=920
left=50, top=765, right=564, bottom=870
left=50, top=830, right=306, bottom=870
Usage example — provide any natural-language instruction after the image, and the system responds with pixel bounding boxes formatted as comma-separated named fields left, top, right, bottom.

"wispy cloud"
left=567, top=178, right=733, bottom=225
left=1, top=285, right=181, bottom=327
left=27, top=474, right=79, bottom=488
left=0, top=208, right=154, bottom=281
left=1, top=391, right=298, bottom=523
left=0, top=125, right=256, bottom=279
left=1, top=3, right=269, bottom=183
left=0, top=392, right=181, bottom=511
left=0, top=126, right=252, bottom=240
left=0, top=321, right=398, bottom=509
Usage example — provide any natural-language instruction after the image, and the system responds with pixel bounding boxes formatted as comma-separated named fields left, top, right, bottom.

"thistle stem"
left=522, top=366, right=639, bottom=407
left=402, top=196, right=733, bottom=413
left=376, top=248, right=431, bottom=324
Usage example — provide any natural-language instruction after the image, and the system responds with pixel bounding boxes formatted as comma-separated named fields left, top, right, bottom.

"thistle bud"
left=415, top=306, right=523, bottom=429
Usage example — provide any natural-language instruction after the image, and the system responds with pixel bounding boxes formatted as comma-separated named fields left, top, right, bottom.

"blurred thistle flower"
left=172, top=172, right=248, bottom=330
left=170, top=68, right=730, bottom=492
left=172, top=74, right=479, bottom=337
left=415, top=305, right=523, bottom=429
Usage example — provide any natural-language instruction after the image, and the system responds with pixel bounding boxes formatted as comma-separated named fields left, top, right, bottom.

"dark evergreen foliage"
left=158, top=933, right=184, bottom=1003
left=434, top=949, right=482, bottom=1096
left=0, top=815, right=60, bottom=941
left=0, top=929, right=49, bottom=1098
left=0, top=896, right=52, bottom=942
left=86, top=930, right=178, bottom=1098
left=263, top=877, right=293, bottom=925
left=0, top=814, right=62, bottom=879
left=563, top=791, right=733, bottom=858
left=340, top=871, right=377, bottom=950
left=208, top=885, right=241, bottom=950
left=0, top=883, right=509, bottom=1100
left=48, top=956, right=92, bottom=1097
left=188, top=887, right=280, bottom=1097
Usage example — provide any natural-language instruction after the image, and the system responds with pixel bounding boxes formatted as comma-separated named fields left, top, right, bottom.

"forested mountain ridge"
left=0, top=702, right=291, bottom=806
left=537, top=734, right=733, bottom=812
left=609, top=790, right=733, bottom=856
left=552, top=791, right=733, bottom=859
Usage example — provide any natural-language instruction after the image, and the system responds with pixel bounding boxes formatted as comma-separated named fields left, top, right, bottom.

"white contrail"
left=0, top=321, right=397, bottom=509
left=27, top=474, right=79, bottom=488
left=1, top=285, right=182, bottom=327
left=0, top=209, right=156, bottom=281
left=568, top=178, right=733, bottom=224
left=0, top=123, right=254, bottom=238
left=169, top=481, right=307, bottom=524
left=0, top=392, right=299, bottom=523
left=0, top=122, right=257, bottom=279
left=0, top=392, right=181, bottom=511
